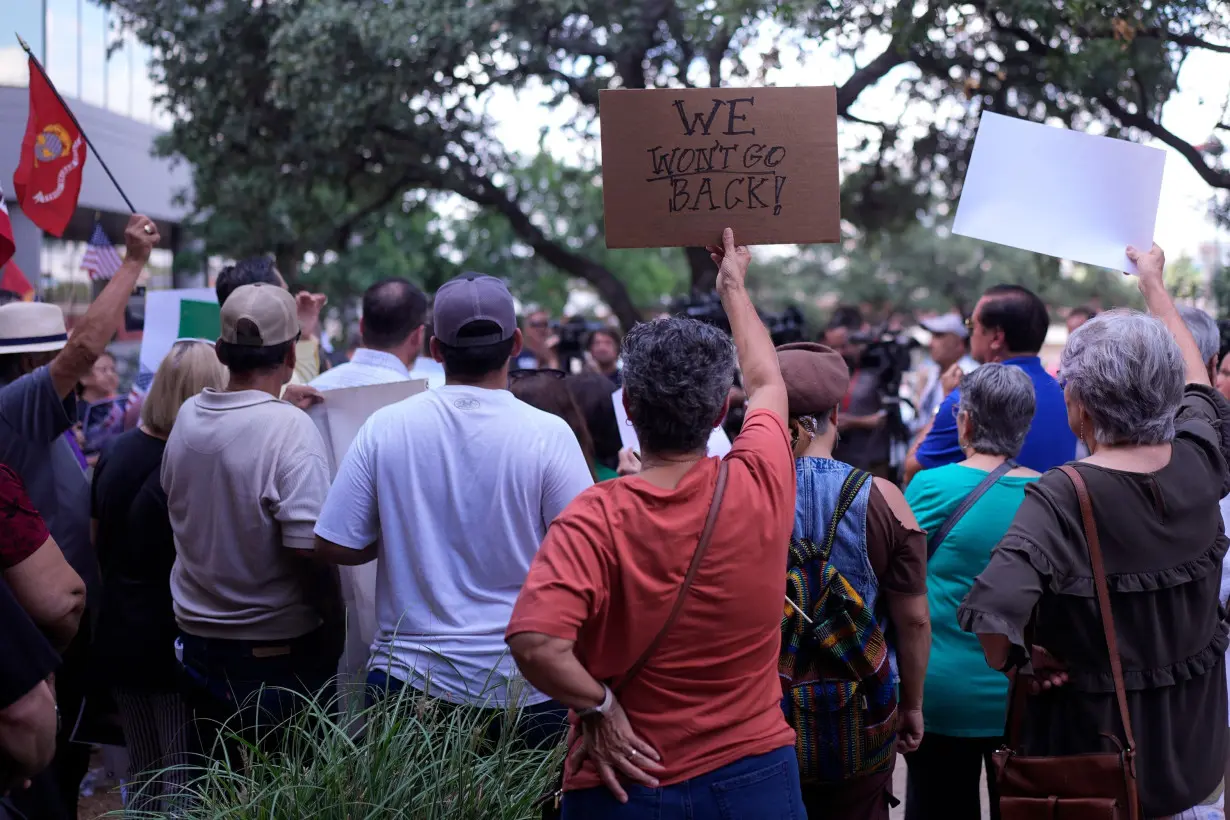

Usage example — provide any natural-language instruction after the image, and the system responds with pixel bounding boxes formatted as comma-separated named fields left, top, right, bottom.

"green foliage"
left=298, top=154, right=689, bottom=319
left=1166, top=253, right=1207, bottom=301
left=777, top=225, right=1144, bottom=320
left=114, top=684, right=561, bottom=820
left=106, top=0, right=1229, bottom=324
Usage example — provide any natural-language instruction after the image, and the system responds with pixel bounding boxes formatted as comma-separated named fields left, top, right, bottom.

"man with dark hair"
left=586, top=327, right=622, bottom=386
left=514, top=308, right=560, bottom=370
left=905, top=284, right=1075, bottom=482
left=311, top=278, right=428, bottom=391
left=162, top=283, right=338, bottom=758
left=214, top=256, right=327, bottom=386
left=314, top=273, right=591, bottom=745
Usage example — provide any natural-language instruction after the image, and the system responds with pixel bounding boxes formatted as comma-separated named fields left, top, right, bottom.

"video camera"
left=672, top=293, right=810, bottom=347
left=554, top=316, right=606, bottom=372
left=848, top=327, right=920, bottom=398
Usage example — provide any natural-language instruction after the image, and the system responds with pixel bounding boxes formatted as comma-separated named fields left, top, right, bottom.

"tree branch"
left=1098, top=95, right=1230, bottom=189
left=837, top=40, right=912, bottom=114
left=445, top=168, right=644, bottom=329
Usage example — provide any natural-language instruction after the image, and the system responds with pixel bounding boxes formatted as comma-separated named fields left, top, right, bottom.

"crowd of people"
left=0, top=217, right=1227, bottom=820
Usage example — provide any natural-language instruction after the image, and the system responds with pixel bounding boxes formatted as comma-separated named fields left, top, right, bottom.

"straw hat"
left=0, top=302, right=69, bottom=354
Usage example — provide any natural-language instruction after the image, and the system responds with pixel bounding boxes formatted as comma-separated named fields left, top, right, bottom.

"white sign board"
left=612, top=387, right=733, bottom=459
left=306, top=378, right=427, bottom=688
left=953, top=112, right=1166, bottom=273
left=307, top=379, right=428, bottom=475
left=137, top=287, right=218, bottom=376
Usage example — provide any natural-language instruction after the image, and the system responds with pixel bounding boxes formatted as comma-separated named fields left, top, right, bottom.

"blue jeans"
left=561, top=745, right=807, bottom=820
left=177, top=628, right=338, bottom=761
left=365, top=669, right=568, bottom=750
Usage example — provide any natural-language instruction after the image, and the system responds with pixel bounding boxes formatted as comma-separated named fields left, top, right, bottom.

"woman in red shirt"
left=0, top=464, right=85, bottom=650
left=507, top=230, right=804, bottom=818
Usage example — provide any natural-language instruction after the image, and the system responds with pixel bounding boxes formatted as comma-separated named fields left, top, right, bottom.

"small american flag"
left=127, top=365, right=156, bottom=404
left=81, top=222, right=123, bottom=281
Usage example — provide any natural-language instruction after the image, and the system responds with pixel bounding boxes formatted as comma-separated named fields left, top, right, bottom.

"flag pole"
left=16, top=33, right=137, bottom=214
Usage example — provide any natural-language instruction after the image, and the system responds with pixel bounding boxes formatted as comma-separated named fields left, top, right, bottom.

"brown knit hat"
left=776, top=342, right=851, bottom=417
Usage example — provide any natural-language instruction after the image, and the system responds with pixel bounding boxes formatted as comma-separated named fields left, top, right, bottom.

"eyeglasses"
left=509, top=368, right=567, bottom=382
left=527, top=320, right=550, bottom=330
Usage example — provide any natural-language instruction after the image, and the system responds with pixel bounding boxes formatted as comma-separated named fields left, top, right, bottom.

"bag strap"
left=816, top=469, right=871, bottom=561
left=1058, top=465, right=1137, bottom=752
left=614, top=459, right=730, bottom=694
left=927, top=460, right=1017, bottom=560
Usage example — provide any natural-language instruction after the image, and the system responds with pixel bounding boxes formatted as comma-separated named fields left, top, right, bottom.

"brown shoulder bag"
left=538, top=460, right=731, bottom=819
left=991, top=465, right=1141, bottom=820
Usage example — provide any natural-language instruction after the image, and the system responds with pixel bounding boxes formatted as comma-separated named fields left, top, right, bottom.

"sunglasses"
left=527, top=320, right=550, bottom=329
left=509, top=368, right=567, bottom=382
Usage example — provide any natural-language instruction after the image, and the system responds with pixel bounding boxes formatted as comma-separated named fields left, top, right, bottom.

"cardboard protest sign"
left=954, top=112, right=1166, bottom=273
left=599, top=86, right=840, bottom=249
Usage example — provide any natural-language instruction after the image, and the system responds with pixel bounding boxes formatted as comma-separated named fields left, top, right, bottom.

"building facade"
left=0, top=0, right=192, bottom=305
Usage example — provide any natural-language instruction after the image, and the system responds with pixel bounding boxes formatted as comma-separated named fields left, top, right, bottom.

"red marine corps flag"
left=13, top=56, right=86, bottom=237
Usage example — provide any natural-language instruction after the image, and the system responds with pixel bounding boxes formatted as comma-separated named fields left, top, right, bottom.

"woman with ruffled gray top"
left=958, top=244, right=1229, bottom=819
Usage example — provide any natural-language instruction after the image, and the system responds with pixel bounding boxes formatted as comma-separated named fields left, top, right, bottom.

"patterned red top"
left=0, top=464, right=50, bottom=570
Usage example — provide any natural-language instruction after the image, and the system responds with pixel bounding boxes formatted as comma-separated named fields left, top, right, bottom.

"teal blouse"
left=905, top=463, right=1038, bottom=737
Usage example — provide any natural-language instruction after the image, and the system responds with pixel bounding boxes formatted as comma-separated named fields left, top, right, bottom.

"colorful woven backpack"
left=780, top=468, right=898, bottom=783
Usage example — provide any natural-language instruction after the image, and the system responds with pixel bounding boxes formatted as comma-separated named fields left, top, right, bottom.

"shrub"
left=115, top=682, right=562, bottom=819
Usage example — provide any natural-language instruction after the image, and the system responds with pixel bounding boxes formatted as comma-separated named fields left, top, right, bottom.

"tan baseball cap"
left=219, top=283, right=299, bottom=347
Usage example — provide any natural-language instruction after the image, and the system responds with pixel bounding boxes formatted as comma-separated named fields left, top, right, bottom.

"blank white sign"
left=953, top=112, right=1166, bottom=273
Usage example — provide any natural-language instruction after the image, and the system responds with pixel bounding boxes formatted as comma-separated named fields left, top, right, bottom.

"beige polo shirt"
left=163, top=388, right=331, bottom=641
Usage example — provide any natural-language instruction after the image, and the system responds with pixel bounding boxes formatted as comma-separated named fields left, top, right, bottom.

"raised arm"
left=49, top=215, right=160, bottom=399
left=1130, top=243, right=1209, bottom=386
left=706, top=228, right=787, bottom=422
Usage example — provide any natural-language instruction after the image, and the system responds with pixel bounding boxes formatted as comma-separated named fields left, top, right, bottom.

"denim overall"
left=793, top=456, right=898, bottom=684
left=788, top=456, right=901, bottom=785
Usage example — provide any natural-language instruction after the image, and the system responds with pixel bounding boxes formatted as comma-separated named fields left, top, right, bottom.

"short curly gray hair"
left=957, top=364, right=1035, bottom=458
left=621, top=317, right=736, bottom=454
left=1060, top=309, right=1184, bottom=446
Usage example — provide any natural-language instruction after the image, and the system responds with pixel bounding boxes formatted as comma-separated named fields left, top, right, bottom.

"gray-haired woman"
left=506, top=229, right=807, bottom=819
left=959, top=245, right=1230, bottom=819
left=903, top=364, right=1040, bottom=820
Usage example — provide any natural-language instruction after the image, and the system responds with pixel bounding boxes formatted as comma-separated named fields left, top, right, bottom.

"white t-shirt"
left=314, top=384, right=593, bottom=706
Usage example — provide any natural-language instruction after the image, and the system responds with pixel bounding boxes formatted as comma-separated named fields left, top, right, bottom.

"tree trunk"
left=275, top=246, right=302, bottom=286
left=686, top=246, right=718, bottom=294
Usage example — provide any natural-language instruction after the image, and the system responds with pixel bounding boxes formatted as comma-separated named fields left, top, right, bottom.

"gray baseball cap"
left=433, top=274, right=517, bottom=347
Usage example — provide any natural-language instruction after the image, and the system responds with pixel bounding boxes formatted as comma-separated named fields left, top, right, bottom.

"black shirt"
left=90, top=428, right=178, bottom=690
left=0, top=578, right=58, bottom=711
left=959, top=385, right=1230, bottom=816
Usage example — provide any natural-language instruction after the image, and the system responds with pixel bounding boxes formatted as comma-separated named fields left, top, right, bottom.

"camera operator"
left=585, top=329, right=622, bottom=387
left=514, top=308, right=560, bottom=370
left=829, top=317, right=893, bottom=478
